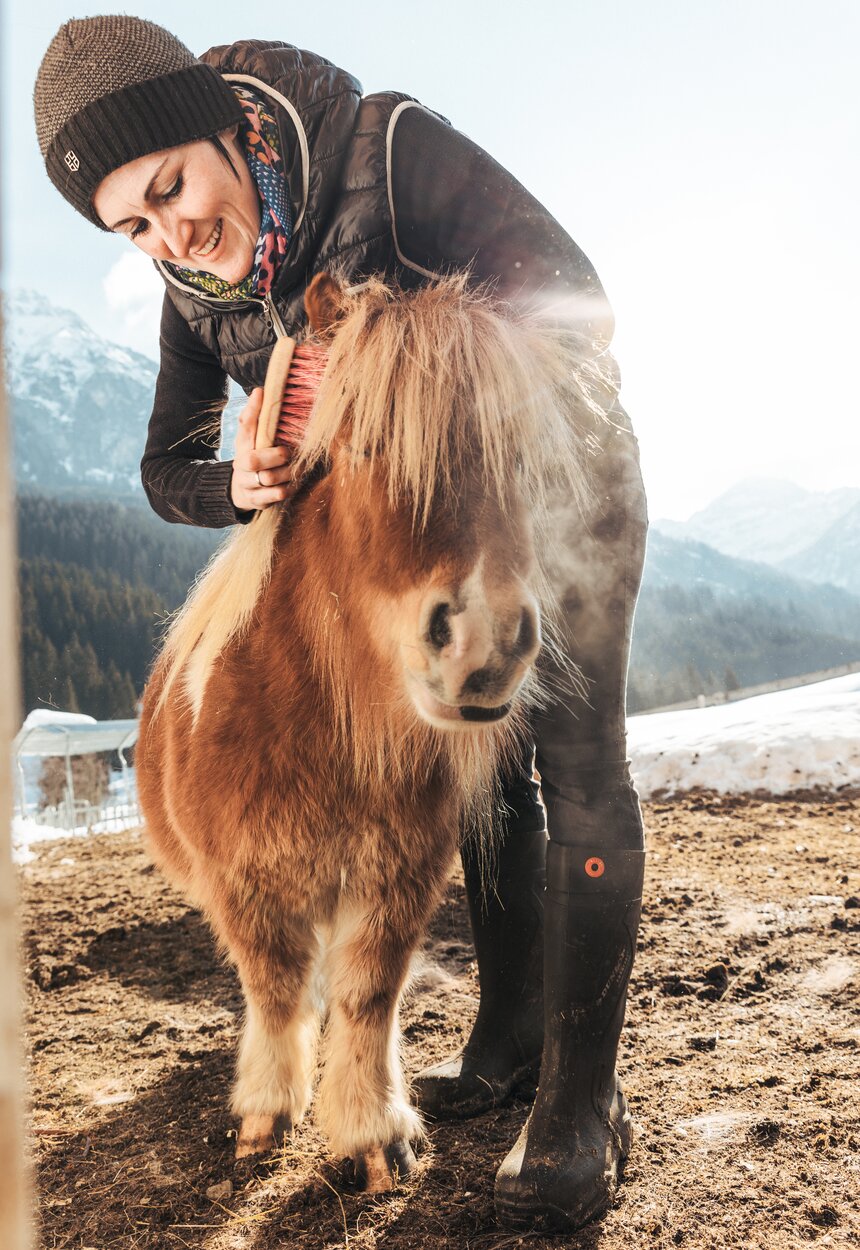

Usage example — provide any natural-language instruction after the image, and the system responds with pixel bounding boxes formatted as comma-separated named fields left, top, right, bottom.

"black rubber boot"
left=414, top=761, right=546, bottom=1121
left=494, top=842, right=644, bottom=1232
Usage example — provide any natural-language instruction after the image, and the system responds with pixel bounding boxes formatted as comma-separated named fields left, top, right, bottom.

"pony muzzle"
left=406, top=674, right=515, bottom=730
left=406, top=579, right=541, bottom=730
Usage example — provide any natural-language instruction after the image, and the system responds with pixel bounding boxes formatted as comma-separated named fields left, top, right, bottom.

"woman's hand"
left=230, top=388, right=295, bottom=512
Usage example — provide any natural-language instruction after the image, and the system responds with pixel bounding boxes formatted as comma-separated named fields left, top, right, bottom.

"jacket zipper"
left=158, top=260, right=291, bottom=340
left=262, top=292, right=289, bottom=340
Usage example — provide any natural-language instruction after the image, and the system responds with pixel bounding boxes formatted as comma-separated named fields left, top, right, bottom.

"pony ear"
left=305, top=272, right=348, bottom=336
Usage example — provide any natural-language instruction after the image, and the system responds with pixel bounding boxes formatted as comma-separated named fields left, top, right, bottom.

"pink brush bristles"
left=274, top=342, right=329, bottom=448
left=257, top=337, right=330, bottom=453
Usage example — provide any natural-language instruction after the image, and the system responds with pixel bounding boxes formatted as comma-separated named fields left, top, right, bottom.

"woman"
left=34, top=16, right=648, bottom=1233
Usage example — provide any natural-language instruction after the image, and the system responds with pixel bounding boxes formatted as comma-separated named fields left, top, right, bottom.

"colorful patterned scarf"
left=166, top=85, right=292, bottom=300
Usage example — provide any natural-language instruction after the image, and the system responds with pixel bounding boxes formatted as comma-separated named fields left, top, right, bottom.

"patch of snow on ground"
left=12, top=807, right=140, bottom=865
left=629, top=672, right=860, bottom=797
left=9, top=675, right=859, bottom=858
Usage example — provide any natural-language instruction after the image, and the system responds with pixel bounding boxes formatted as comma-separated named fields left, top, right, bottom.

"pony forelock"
left=294, top=274, right=613, bottom=526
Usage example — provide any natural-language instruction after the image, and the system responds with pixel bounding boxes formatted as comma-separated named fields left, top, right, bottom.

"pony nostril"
left=426, top=602, right=452, bottom=651
left=515, top=605, right=538, bottom=657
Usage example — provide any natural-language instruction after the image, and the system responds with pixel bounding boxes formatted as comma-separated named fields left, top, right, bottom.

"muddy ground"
left=22, top=790, right=860, bottom=1249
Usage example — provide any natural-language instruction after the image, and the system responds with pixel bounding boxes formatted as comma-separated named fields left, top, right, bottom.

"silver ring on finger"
left=255, top=470, right=263, bottom=487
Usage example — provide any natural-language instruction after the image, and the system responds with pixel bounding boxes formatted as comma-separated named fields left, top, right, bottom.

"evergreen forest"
left=18, top=494, right=218, bottom=720
left=626, top=582, right=860, bottom=711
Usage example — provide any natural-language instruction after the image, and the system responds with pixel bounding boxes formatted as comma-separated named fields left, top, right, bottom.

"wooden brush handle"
left=256, top=336, right=297, bottom=450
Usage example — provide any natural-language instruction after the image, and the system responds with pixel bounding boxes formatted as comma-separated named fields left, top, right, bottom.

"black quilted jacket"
left=142, top=39, right=613, bottom=527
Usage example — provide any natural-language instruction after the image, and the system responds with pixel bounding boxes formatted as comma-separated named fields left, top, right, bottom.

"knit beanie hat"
left=34, top=16, right=245, bottom=229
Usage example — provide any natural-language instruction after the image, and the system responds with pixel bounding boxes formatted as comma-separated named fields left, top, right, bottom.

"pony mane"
left=155, top=274, right=612, bottom=718
left=154, top=506, right=280, bottom=716
left=294, top=274, right=612, bottom=526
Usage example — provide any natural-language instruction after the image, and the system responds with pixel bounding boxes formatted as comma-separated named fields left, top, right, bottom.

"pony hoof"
left=344, top=1139, right=417, bottom=1193
left=235, top=1113, right=291, bottom=1160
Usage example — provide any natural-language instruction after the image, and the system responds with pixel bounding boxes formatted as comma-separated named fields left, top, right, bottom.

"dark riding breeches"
left=500, top=402, right=649, bottom=852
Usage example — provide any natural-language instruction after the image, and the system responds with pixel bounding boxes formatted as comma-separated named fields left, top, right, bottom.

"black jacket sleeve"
left=140, top=293, right=253, bottom=528
left=389, top=104, right=615, bottom=347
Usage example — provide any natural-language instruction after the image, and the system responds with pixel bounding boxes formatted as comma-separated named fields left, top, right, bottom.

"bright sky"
left=2, top=0, right=858, bottom=520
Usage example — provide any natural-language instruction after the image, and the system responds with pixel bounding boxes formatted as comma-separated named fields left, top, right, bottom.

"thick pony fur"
left=157, top=275, right=610, bottom=722
left=138, top=273, right=611, bottom=1186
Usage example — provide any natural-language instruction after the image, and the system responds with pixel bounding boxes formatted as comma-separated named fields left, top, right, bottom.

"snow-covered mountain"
left=781, top=498, right=860, bottom=595
left=4, top=289, right=158, bottom=494
left=654, top=478, right=860, bottom=595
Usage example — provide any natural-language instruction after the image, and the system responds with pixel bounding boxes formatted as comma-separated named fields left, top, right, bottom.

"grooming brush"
left=255, top=336, right=329, bottom=451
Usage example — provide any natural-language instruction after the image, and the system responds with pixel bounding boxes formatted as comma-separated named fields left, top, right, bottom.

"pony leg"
left=232, top=989, right=320, bottom=1158
left=317, top=904, right=424, bottom=1191
left=212, top=903, right=320, bottom=1159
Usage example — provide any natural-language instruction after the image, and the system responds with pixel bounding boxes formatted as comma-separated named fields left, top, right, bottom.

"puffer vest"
left=157, top=40, right=420, bottom=392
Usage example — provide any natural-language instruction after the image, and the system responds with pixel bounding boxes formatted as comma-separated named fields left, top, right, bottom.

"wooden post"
left=0, top=218, right=31, bottom=1250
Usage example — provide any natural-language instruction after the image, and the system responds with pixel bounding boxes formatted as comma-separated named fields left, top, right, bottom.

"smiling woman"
left=92, top=133, right=261, bottom=284
left=32, top=12, right=650, bottom=1235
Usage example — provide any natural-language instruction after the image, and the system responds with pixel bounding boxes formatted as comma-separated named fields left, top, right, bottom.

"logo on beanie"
left=64, top=150, right=80, bottom=172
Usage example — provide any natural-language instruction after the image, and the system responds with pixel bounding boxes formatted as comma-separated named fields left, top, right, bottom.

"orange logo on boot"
left=585, top=856, right=605, bottom=878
